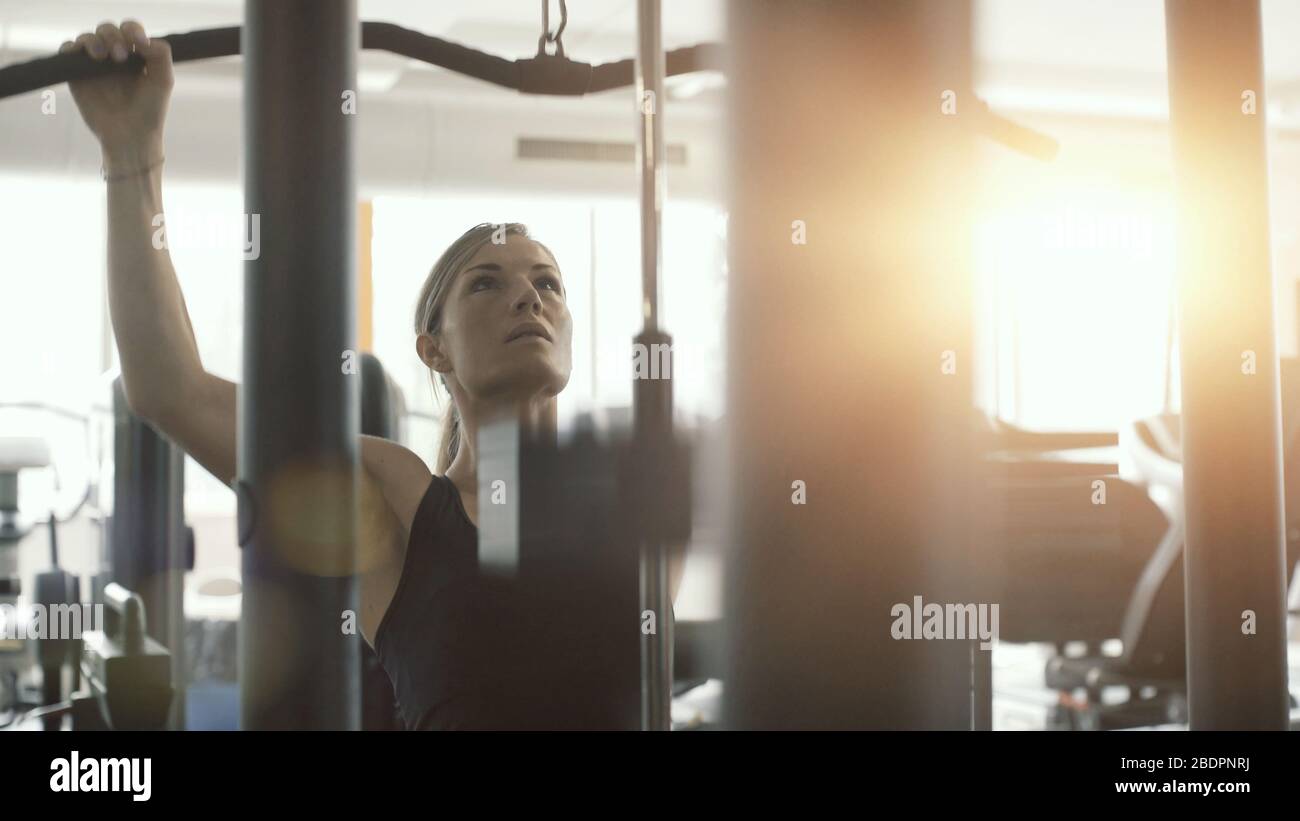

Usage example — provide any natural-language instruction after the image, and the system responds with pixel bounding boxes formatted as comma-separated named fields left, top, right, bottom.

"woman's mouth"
left=505, top=322, right=553, bottom=343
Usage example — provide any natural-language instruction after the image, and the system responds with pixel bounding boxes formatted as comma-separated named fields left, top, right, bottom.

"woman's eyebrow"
left=462, top=262, right=556, bottom=273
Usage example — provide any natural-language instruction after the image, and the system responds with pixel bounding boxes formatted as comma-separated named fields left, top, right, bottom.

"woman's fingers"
left=95, top=21, right=129, bottom=63
left=140, top=38, right=174, bottom=89
left=120, top=20, right=150, bottom=51
left=75, top=32, right=106, bottom=60
left=68, top=21, right=152, bottom=64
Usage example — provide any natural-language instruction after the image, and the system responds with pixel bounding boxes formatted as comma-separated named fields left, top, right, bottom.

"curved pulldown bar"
left=0, top=21, right=1058, bottom=160
left=0, top=22, right=722, bottom=99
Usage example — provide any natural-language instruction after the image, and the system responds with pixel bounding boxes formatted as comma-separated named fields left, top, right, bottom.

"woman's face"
left=424, top=233, right=573, bottom=403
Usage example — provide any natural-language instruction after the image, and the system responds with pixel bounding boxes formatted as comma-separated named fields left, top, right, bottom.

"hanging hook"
left=539, top=0, right=569, bottom=57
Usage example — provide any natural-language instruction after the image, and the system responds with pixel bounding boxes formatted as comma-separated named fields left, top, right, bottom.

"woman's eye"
left=471, top=276, right=497, bottom=292
left=538, top=276, right=561, bottom=292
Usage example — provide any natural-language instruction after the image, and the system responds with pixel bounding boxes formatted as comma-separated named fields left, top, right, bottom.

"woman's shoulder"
left=360, top=434, right=434, bottom=536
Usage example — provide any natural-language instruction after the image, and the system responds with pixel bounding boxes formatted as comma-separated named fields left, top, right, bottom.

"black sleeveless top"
left=373, top=474, right=641, bottom=730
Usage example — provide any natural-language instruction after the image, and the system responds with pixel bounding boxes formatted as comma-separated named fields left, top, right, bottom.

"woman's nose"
left=513, top=288, right=542, bottom=313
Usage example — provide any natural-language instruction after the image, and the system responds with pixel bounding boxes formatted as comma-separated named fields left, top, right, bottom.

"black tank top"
left=373, top=474, right=641, bottom=730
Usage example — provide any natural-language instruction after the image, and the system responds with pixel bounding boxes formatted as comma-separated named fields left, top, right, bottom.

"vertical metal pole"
left=723, top=0, right=976, bottom=729
left=634, top=0, right=673, bottom=731
left=636, top=0, right=664, bottom=335
left=1164, top=0, right=1290, bottom=729
left=240, top=0, right=360, bottom=730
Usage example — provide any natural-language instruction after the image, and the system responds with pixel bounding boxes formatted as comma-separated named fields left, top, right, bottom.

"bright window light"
left=973, top=156, right=1178, bottom=431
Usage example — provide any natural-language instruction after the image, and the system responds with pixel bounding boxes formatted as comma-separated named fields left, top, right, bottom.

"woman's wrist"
left=101, top=139, right=165, bottom=177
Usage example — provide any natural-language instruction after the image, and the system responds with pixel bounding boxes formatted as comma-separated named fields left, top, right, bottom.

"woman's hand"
left=59, top=20, right=173, bottom=171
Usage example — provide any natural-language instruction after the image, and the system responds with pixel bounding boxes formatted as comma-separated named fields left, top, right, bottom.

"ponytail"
left=435, top=381, right=461, bottom=476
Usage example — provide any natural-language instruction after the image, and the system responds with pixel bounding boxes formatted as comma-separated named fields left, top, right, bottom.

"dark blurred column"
left=1165, top=0, right=1290, bottom=729
left=723, top=0, right=978, bottom=729
left=239, top=0, right=360, bottom=730
left=110, top=377, right=187, bottom=729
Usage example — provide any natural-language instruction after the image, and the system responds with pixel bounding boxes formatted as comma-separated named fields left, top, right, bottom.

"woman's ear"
left=416, top=332, right=452, bottom=374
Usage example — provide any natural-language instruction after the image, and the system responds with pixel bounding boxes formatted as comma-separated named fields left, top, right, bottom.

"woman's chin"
left=479, top=363, right=570, bottom=401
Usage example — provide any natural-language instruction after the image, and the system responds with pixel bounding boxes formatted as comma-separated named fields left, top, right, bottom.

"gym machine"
left=0, top=437, right=52, bottom=725
left=16, top=1, right=1258, bottom=731
left=103, top=378, right=189, bottom=728
left=1037, top=358, right=1300, bottom=730
left=0, top=0, right=711, bottom=730
left=0, top=0, right=1069, bottom=731
left=0, top=389, right=185, bottom=731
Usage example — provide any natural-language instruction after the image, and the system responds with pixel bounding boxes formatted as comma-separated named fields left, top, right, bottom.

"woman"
left=64, top=20, right=684, bottom=729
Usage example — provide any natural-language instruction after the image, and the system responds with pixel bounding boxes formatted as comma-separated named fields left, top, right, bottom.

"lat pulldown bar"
left=0, top=21, right=1056, bottom=161
left=0, top=22, right=722, bottom=100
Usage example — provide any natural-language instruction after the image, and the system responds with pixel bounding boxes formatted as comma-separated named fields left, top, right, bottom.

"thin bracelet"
left=101, top=155, right=165, bottom=182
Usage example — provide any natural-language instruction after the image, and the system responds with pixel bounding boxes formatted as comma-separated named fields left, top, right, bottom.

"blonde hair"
left=414, top=222, right=554, bottom=475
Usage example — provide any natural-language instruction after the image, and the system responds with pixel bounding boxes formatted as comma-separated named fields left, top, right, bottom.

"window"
left=0, top=174, right=108, bottom=523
